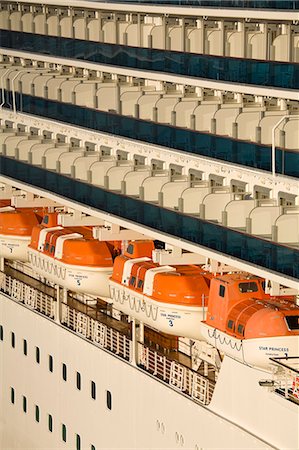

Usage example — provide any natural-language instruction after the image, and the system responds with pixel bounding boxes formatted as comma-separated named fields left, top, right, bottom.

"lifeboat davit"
left=0, top=208, right=41, bottom=261
left=28, top=216, right=119, bottom=299
left=200, top=273, right=299, bottom=369
left=109, top=242, right=212, bottom=338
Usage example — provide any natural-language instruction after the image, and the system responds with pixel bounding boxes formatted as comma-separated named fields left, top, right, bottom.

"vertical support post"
left=130, top=317, right=137, bottom=367
left=55, top=285, right=61, bottom=324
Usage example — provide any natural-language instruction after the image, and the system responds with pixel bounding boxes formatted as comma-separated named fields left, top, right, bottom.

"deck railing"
left=269, top=357, right=299, bottom=404
left=0, top=269, right=214, bottom=405
left=137, top=343, right=215, bottom=405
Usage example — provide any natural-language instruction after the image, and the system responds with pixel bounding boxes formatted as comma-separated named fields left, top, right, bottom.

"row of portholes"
left=175, top=432, right=185, bottom=447
left=157, top=420, right=203, bottom=449
left=156, top=419, right=165, bottom=434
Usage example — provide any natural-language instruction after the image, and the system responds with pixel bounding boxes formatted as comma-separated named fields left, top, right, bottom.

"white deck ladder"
left=169, top=361, right=186, bottom=391
left=24, top=285, right=37, bottom=309
left=11, top=279, right=22, bottom=301
left=93, top=321, right=107, bottom=348
left=191, top=373, right=208, bottom=404
left=76, top=312, right=89, bottom=337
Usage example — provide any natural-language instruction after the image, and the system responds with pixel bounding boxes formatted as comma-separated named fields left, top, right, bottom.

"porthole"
left=11, top=332, right=15, bottom=348
left=91, top=381, right=96, bottom=400
left=48, top=414, right=53, bottom=432
left=156, top=420, right=160, bottom=431
left=106, top=390, right=112, bottom=410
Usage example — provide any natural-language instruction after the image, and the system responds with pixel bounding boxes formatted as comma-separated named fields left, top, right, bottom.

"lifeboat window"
left=219, top=285, right=225, bottom=297
left=126, top=244, right=134, bottom=255
left=137, top=279, right=143, bottom=289
left=23, top=339, right=27, bottom=356
left=285, top=316, right=299, bottom=330
left=129, top=276, right=136, bottom=287
left=45, top=243, right=49, bottom=251
left=227, top=319, right=234, bottom=330
left=237, top=324, right=244, bottom=336
left=50, top=245, right=55, bottom=254
left=239, top=282, right=258, bottom=293
left=43, top=215, right=49, bottom=224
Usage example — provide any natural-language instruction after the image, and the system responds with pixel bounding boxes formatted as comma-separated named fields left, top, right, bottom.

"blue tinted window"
left=0, top=155, right=298, bottom=281
left=0, top=30, right=298, bottom=90
left=2, top=91, right=298, bottom=179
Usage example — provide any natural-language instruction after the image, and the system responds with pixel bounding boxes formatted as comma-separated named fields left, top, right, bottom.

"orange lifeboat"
left=28, top=214, right=118, bottom=298
left=0, top=208, right=41, bottom=261
left=109, top=241, right=212, bottom=338
left=200, top=273, right=299, bottom=368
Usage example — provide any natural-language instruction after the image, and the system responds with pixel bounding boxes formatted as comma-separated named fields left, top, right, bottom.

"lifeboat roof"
left=152, top=265, right=212, bottom=306
left=30, top=225, right=113, bottom=267
left=0, top=210, right=40, bottom=236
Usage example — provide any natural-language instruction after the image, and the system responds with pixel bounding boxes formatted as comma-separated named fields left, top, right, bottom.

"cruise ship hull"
left=1, top=290, right=298, bottom=450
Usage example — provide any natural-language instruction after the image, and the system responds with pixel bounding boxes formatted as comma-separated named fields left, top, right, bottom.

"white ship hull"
left=110, top=281, right=205, bottom=338
left=28, top=249, right=112, bottom=298
left=0, top=235, right=30, bottom=261
left=1, top=290, right=298, bottom=450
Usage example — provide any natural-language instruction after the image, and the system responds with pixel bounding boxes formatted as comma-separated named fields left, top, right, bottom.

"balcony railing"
left=1, top=156, right=298, bottom=280
left=101, top=0, right=299, bottom=9
left=1, top=90, right=298, bottom=178
left=1, top=30, right=299, bottom=90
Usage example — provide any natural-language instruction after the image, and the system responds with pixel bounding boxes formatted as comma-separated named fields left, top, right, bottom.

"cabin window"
left=11, top=332, right=15, bottom=348
left=45, top=243, right=49, bottom=251
left=238, top=282, right=258, bottom=293
left=23, top=396, right=27, bottom=413
left=49, top=355, right=53, bottom=372
left=62, top=363, right=67, bottom=381
left=76, top=434, right=81, bottom=450
left=129, top=276, right=136, bottom=287
left=23, top=339, right=27, bottom=356
left=237, top=324, right=244, bottom=336
left=76, top=372, right=81, bottom=390
left=10, top=387, right=15, bottom=404
left=91, top=445, right=96, bottom=450
left=50, top=245, right=55, bottom=254
left=227, top=320, right=234, bottom=330
left=91, top=381, right=96, bottom=400
left=285, top=316, right=299, bottom=330
left=36, top=346, right=40, bottom=364
left=219, top=285, right=225, bottom=297
left=0, top=325, right=3, bottom=341
left=43, top=215, right=49, bottom=225
left=126, top=244, right=134, bottom=255
left=48, top=414, right=53, bottom=432
left=106, top=390, right=112, bottom=410
left=137, top=279, right=143, bottom=289
left=62, top=424, right=67, bottom=442
left=35, top=405, right=40, bottom=422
